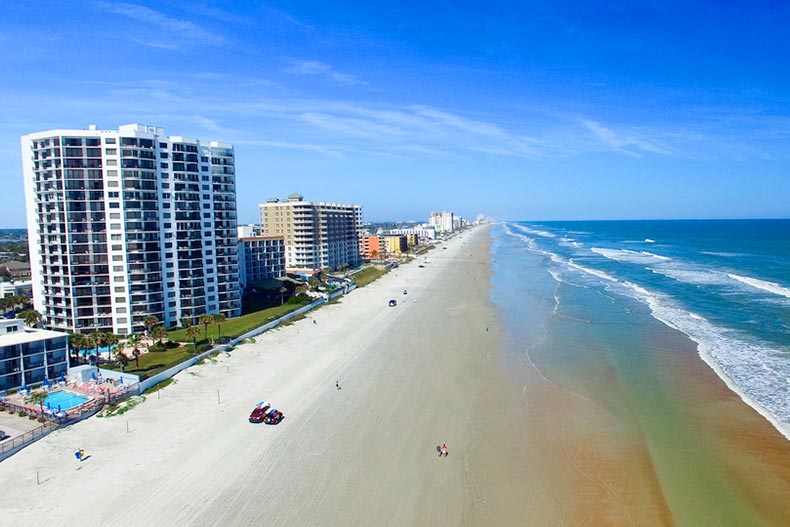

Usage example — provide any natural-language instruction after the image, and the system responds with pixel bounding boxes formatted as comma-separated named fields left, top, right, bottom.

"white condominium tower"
left=22, top=124, right=241, bottom=335
left=259, top=193, right=362, bottom=273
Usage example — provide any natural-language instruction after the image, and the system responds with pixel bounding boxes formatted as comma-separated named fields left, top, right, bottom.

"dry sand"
left=0, top=227, right=501, bottom=526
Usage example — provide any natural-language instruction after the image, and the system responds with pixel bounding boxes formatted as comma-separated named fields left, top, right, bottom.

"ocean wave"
left=728, top=274, right=790, bottom=299
left=513, top=224, right=557, bottom=238
left=645, top=238, right=656, bottom=243
left=554, top=258, right=790, bottom=440
left=591, top=247, right=671, bottom=264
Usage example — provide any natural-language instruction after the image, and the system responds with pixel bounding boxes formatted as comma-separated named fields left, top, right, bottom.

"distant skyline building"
left=22, top=124, right=241, bottom=335
left=429, top=211, right=455, bottom=233
left=259, top=193, right=362, bottom=273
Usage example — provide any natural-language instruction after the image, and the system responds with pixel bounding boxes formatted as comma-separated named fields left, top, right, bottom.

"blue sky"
left=2, top=1, right=790, bottom=224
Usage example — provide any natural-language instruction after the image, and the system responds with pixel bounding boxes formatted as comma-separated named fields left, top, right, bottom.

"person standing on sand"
left=336, top=381, right=341, bottom=390
left=440, top=444, right=448, bottom=457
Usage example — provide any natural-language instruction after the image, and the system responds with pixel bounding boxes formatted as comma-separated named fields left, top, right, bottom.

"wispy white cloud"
left=581, top=119, right=680, bottom=157
left=285, top=60, right=366, bottom=87
left=95, top=2, right=225, bottom=47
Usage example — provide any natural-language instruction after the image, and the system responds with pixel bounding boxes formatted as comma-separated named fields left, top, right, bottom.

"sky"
left=2, top=1, right=790, bottom=225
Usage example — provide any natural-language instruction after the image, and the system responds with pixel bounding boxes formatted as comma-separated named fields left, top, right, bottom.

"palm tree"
left=83, top=333, right=97, bottom=365
left=212, top=313, right=227, bottom=340
left=103, top=333, right=119, bottom=364
left=199, top=314, right=213, bottom=341
left=150, top=325, right=167, bottom=345
left=186, top=325, right=201, bottom=349
left=19, top=309, right=41, bottom=327
left=29, top=390, right=49, bottom=416
left=114, top=348, right=130, bottom=372
left=143, top=315, right=159, bottom=336
left=131, top=347, right=141, bottom=369
left=68, top=333, right=86, bottom=365
left=180, top=317, right=192, bottom=329
left=278, top=286, right=287, bottom=306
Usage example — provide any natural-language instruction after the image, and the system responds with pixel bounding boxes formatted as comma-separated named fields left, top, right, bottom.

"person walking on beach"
left=336, top=380, right=341, bottom=390
left=440, top=444, right=448, bottom=457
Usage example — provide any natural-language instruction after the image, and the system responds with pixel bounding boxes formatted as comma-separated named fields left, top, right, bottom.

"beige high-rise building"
left=259, top=193, right=362, bottom=273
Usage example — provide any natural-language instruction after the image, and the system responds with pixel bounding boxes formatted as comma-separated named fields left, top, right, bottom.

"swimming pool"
left=43, top=391, right=90, bottom=410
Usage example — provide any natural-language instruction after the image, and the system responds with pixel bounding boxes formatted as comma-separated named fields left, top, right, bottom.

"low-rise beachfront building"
left=238, top=236, right=286, bottom=289
left=381, top=235, right=408, bottom=256
left=360, top=235, right=382, bottom=260
left=0, top=280, right=33, bottom=300
left=388, top=226, right=437, bottom=243
left=0, top=319, right=68, bottom=392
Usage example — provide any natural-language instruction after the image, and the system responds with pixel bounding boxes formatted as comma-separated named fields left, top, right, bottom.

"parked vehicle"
left=249, top=402, right=271, bottom=423
left=0, top=430, right=9, bottom=441
left=264, top=409, right=284, bottom=425
left=388, top=299, right=397, bottom=307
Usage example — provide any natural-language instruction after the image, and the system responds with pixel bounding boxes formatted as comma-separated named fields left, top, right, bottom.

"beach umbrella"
left=46, top=401, right=51, bottom=410
left=91, top=371, right=96, bottom=380
left=43, top=377, right=50, bottom=388
left=119, top=376, right=124, bottom=385
left=57, top=404, right=61, bottom=413
left=60, top=372, right=65, bottom=383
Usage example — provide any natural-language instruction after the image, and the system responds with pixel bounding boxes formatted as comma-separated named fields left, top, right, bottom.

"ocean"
left=493, top=218, right=790, bottom=439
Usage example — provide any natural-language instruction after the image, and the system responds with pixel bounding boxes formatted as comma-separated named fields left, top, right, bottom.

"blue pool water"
left=44, top=391, right=90, bottom=410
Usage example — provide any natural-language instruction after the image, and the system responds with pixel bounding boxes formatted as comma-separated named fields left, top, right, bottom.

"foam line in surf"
left=728, top=274, right=790, bottom=299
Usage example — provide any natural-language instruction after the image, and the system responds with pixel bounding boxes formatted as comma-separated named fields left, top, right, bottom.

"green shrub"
left=286, top=293, right=312, bottom=305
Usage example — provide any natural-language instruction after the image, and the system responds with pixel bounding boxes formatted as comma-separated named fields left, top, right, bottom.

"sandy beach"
left=0, top=227, right=501, bottom=526
left=3, top=225, right=790, bottom=527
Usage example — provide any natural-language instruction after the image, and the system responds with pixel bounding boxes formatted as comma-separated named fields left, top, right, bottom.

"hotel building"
left=238, top=236, right=286, bottom=288
left=21, top=124, right=241, bottom=335
left=259, top=193, right=362, bottom=273
left=0, top=318, right=68, bottom=392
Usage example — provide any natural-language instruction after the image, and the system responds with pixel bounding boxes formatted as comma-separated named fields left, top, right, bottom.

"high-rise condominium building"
left=22, top=124, right=241, bottom=335
left=259, top=193, right=362, bottom=273
left=429, top=211, right=455, bottom=233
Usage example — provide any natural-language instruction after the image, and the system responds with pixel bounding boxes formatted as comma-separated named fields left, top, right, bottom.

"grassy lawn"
left=107, top=347, right=195, bottom=380
left=351, top=267, right=389, bottom=288
left=168, top=301, right=312, bottom=342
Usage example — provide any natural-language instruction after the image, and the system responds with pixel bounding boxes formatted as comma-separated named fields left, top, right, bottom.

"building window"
left=115, top=297, right=126, bottom=303
left=117, top=307, right=127, bottom=314
left=107, top=170, right=118, bottom=177
left=106, top=159, right=117, bottom=166
left=108, top=192, right=119, bottom=198
left=113, top=265, right=123, bottom=272
left=111, top=234, right=122, bottom=241
left=105, top=148, right=117, bottom=155
left=109, top=213, right=120, bottom=220
left=117, top=317, right=128, bottom=324
left=109, top=203, right=120, bottom=209
left=107, top=180, right=119, bottom=187
left=110, top=223, right=121, bottom=229
left=114, top=276, right=124, bottom=282
left=106, top=138, right=116, bottom=144
left=113, top=255, right=123, bottom=261
left=114, top=286, right=125, bottom=293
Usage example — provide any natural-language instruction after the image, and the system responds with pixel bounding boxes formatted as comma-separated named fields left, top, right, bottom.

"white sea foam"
left=649, top=267, right=731, bottom=286
left=728, top=274, right=790, bottom=299
left=645, top=238, right=656, bottom=243
left=591, top=247, right=671, bottom=264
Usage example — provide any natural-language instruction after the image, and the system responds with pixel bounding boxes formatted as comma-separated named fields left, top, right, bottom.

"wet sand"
left=467, top=250, right=790, bottom=526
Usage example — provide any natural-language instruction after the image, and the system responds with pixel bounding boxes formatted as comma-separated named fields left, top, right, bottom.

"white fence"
left=139, top=284, right=356, bottom=393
